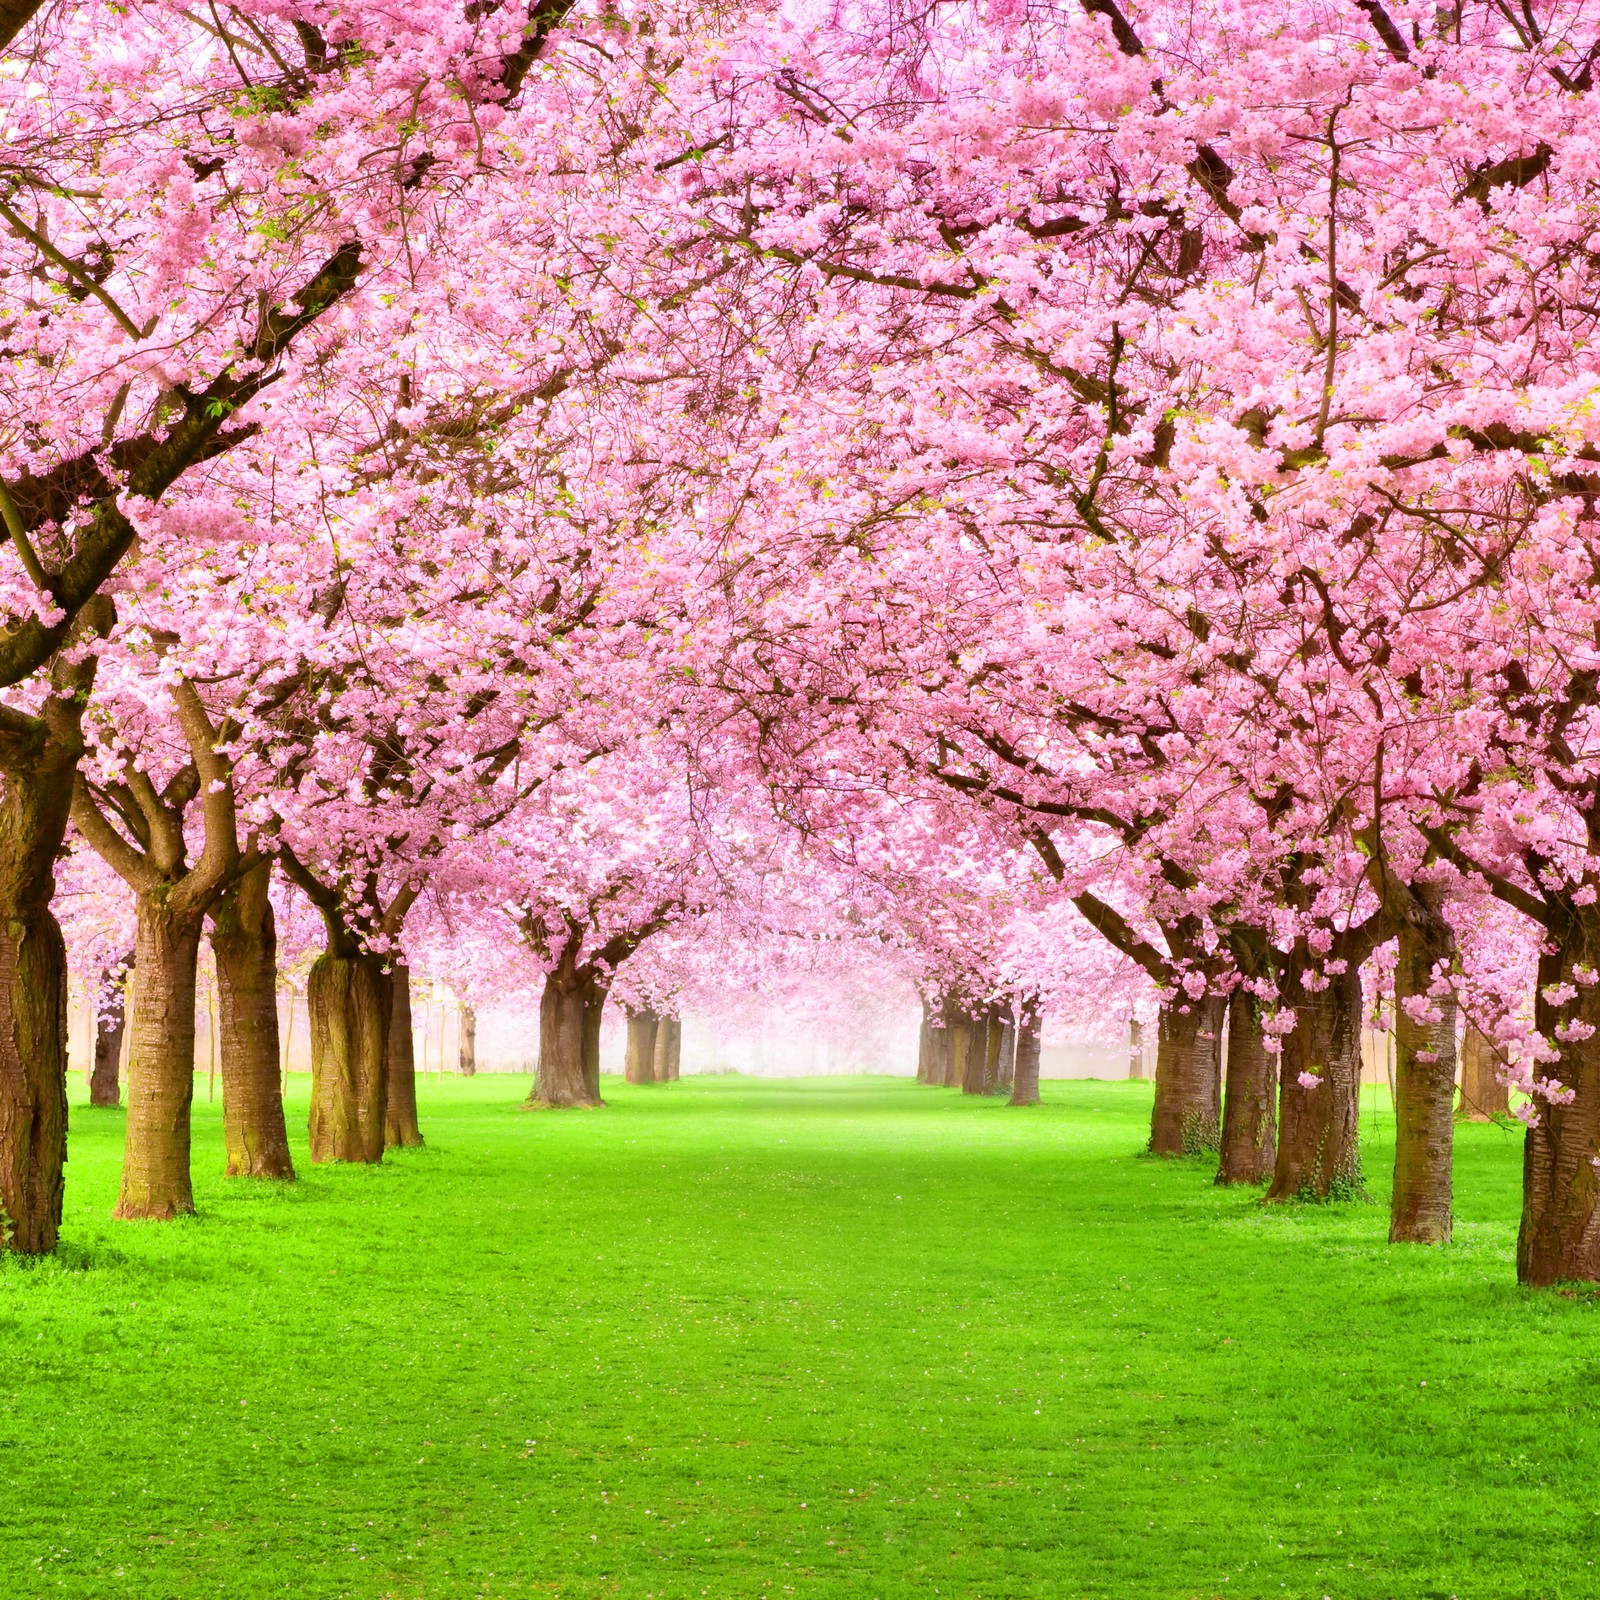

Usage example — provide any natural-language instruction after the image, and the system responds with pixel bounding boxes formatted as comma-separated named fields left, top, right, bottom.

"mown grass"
left=0, top=1073, right=1591, bottom=1600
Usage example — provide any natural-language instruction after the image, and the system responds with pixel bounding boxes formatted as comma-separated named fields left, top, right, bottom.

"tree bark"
left=383, top=963, right=424, bottom=1149
left=1008, top=994, right=1042, bottom=1106
left=655, top=1012, right=682, bottom=1082
left=582, top=982, right=608, bottom=1099
left=89, top=957, right=130, bottom=1109
left=0, top=684, right=91, bottom=1255
left=961, top=1009, right=992, bottom=1095
left=307, top=951, right=390, bottom=1162
left=1128, top=1019, right=1146, bottom=1080
left=1266, top=964, right=1366, bottom=1202
left=1517, top=931, right=1600, bottom=1286
left=993, top=1008, right=1016, bottom=1092
left=458, top=1003, right=477, bottom=1077
left=1217, top=988, right=1276, bottom=1185
left=1458, top=1023, right=1509, bottom=1121
left=0, top=905, right=70, bottom=1253
left=625, top=1005, right=660, bottom=1083
left=916, top=998, right=936, bottom=1084
left=1148, top=996, right=1224, bottom=1155
left=209, top=864, right=294, bottom=1180
left=944, top=996, right=971, bottom=1090
left=527, top=960, right=605, bottom=1108
left=1390, top=905, right=1459, bottom=1244
left=926, top=997, right=955, bottom=1086
left=116, top=893, right=204, bottom=1220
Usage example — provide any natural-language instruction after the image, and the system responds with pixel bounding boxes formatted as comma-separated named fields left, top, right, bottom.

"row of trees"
left=3, top=0, right=1599, bottom=1288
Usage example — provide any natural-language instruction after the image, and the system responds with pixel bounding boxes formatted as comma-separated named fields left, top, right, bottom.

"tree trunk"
left=527, top=962, right=604, bottom=1108
left=0, top=906, right=70, bottom=1253
left=993, top=1008, right=1016, bottom=1092
left=458, top=1003, right=477, bottom=1077
left=1266, top=965, right=1365, bottom=1202
left=657, top=1012, right=682, bottom=1081
left=210, top=865, right=294, bottom=1180
left=962, top=1009, right=992, bottom=1095
left=1148, top=996, right=1224, bottom=1156
left=1458, top=1024, right=1508, bottom=1121
left=1128, top=1019, right=1145, bottom=1080
left=625, top=1006, right=660, bottom=1084
left=0, top=715, right=83, bottom=1256
left=307, top=951, right=390, bottom=1162
left=1008, top=994, right=1042, bottom=1106
left=116, top=894, right=204, bottom=1220
left=582, top=981, right=608, bottom=1099
left=383, top=963, right=424, bottom=1149
left=1517, top=932, right=1600, bottom=1286
left=89, top=957, right=130, bottom=1109
left=926, top=998, right=954, bottom=1086
left=943, top=996, right=971, bottom=1090
left=1390, top=910, right=1459, bottom=1244
left=1217, top=988, right=1276, bottom=1185
left=916, top=998, right=936, bottom=1084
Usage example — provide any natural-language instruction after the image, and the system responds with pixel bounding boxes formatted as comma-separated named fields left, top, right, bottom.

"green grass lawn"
left=0, top=1073, right=1592, bottom=1600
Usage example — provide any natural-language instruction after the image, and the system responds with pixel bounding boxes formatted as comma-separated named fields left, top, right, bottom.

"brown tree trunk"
left=1008, top=994, right=1042, bottom=1106
left=927, top=997, right=955, bottom=1086
left=210, top=865, right=294, bottom=1180
left=89, top=957, right=130, bottom=1108
left=1217, top=988, right=1276, bottom=1185
left=1266, top=964, right=1365, bottom=1202
left=527, top=961, right=604, bottom=1108
left=458, top=1003, right=477, bottom=1077
left=1148, top=996, right=1224, bottom=1156
left=1458, top=1024, right=1509, bottom=1121
left=943, top=996, right=971, bottom=1089
left=116, top=894, right=204, bottom=1220
left=1390, top=907, right=1459, bottom=1244
left=962, top=1009, right=992, bottom=1095
left=916, top=998, right=936, bottom=1084
left=307, top=951, right=390, bottom=1162
left=582, top=980, right=607, bottom=1099
left=1128, top=1019, right=1146, bottom=1080
left=993, top=1007, right=1016, bottom=1092
left=383, top=963, right=424, bottom=1149
left=656, top=1012, right=682, bottom=1081
left=1517, top=933, right=1600, bottom=1286
left=625, top=1005, right=660, bottom=1083
left=0, top=716, right=84, bottom=1255
left=0, top=905, right=70, bottom=1253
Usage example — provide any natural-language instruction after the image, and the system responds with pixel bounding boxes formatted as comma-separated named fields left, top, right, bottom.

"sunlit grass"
left=0, top=1073, right=1586, bottom=1599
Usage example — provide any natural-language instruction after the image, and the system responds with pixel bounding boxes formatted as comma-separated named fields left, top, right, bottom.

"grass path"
left=0, top=1074, right=1592, bottom=1599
